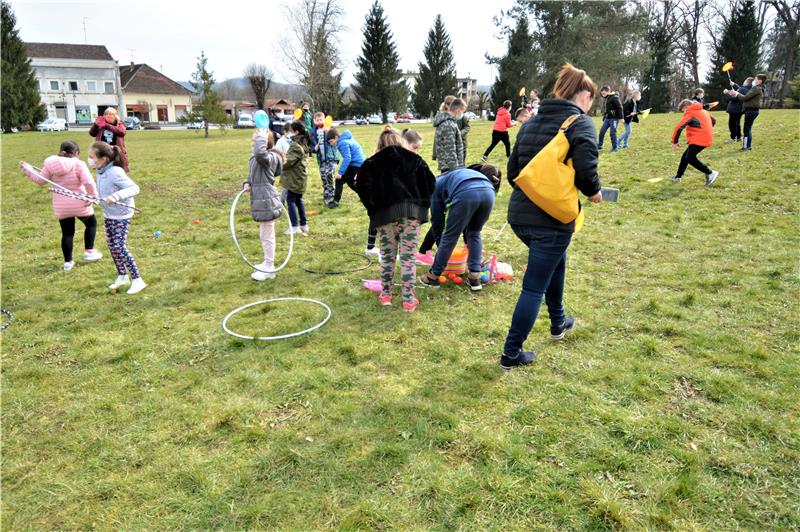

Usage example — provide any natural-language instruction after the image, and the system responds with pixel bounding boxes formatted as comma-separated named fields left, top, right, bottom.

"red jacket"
left=89, top=118, right=129, bottom=171
left=492, top=106, right=513, bottom=132
left=672, top=102, right=713, bottom=147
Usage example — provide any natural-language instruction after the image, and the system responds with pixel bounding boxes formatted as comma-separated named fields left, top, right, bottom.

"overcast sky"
left=12, top=0, right=515, bottom=87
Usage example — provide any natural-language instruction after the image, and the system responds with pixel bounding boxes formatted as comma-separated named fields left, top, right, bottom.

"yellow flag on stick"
left=293, top=108, right=303, bottom=120
left=519, top=87, right=526, bottom=96
left=323, top=115, right=333, bottom=129
left=722, top=61, right=734, bottom=72
left=639, top=108, right=651, bottom=120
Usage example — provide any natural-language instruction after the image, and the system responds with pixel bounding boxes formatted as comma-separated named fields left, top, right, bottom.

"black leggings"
left=334, top=165, right=359, bottom=203
left=676, top=145, right=710, bottom=178
left=727, top=111, right=742, bottom=140
left=483, top=131, right=511, bottom=158
left=58, top=214, right=97, bottom=261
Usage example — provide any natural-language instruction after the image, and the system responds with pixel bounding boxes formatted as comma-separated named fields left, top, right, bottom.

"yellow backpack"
left=513, top=114, right=585, bottom=231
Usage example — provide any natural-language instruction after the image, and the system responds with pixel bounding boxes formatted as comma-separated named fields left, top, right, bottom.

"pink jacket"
left=22, top=156, right=98, bottom=219
left=492, top=106, right=513, bottom=132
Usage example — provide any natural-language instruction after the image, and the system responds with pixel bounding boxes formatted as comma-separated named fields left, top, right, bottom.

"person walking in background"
left=726, top=73, right=766, bottom=151
left=355, top=127, right=436, bottom=312
left=481, top=100, right=515, bottom=162
left=618, top=90, right=641, bottom=149
left=671, top=99, right=718, bottom=186
left=91, top=141, right=145, bottom=294
left=501, top=63, right=602, bottom=370
left=597, top=86, right=623, bottom=153
left=89, top=107, right=128, bottom=171
left=19, top=141, right=103, bottom=271
left=725, top=77, right=752, bottom=143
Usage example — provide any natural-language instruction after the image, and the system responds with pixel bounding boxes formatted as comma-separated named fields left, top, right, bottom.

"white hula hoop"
left=221, top=297, right=332, bottom=340
left=229, top=188, right=293, bottom=273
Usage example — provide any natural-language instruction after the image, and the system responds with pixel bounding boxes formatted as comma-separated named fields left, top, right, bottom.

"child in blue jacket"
left=328, top=128, right=366, bottom=207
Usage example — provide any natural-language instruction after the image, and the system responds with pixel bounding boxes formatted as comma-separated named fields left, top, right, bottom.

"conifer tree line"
left=2, top=0, right=798, bottom=131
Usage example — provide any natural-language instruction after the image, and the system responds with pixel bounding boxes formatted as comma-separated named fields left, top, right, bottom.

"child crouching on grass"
left=671, top=99, right=718, bottom=186
left=243, top=131, right=285, bottom=281
left=90, top=141, right=145, bottom=294
left=355, top=126, right=436, bottom=312
left=280, top=120, right=309, bottom=235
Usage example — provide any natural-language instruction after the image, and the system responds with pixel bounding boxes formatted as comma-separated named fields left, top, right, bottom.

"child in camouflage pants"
left=310, top=112, right=338, bottom=207
left=377, top=218, right=420, bottom=310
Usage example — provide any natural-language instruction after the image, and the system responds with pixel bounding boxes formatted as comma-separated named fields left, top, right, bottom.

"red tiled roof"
left=25, top=42, right=114, bottom=61
left=119, top=64, right=192, bottom=96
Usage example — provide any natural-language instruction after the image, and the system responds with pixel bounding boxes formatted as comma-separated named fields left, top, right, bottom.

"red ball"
left=438, top=276, right=447, bottom=284
left=193, top=219, right=200, bottom=224
left=448, top=273, right=456, bottom=280
left=453, top=277, right=463, bottom=284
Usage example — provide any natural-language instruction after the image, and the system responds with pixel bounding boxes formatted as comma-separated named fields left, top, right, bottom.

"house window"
left=49, top=80, right=60, bottom=91
left=104, top=81, right=114, bottom=94
left=86, top=80, right=97, bottom=92
left=68, top=81, right=79, bottom=91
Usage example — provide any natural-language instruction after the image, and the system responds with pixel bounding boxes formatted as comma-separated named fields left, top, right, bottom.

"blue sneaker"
left=499, top=350, right=536, bottom=370
left=550, top=316, right=575, bottom=340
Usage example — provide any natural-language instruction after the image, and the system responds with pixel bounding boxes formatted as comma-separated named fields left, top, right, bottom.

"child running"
left=90, top=141, right=145, bottom=294
left=19, top=141, right=103, bottom=271
left=671, top=99, right=718, bottom=186
left=243, top=131, right=285, bottom=281
left=280, top=120, right=310, bottom=235
left=355, top=126, right=436, bottom=312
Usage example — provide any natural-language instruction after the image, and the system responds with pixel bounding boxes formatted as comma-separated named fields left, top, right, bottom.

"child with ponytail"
left=90, top=141, right=145, bottom=294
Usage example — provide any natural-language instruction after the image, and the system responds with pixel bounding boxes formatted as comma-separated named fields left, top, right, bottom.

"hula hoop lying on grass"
left=300, top=252, right=373, bottom=275
left=1, top=308, right=13, bottom=331
left=229, top=188, right=293, bottom=274
left=221, top=298, right=332, bottom=340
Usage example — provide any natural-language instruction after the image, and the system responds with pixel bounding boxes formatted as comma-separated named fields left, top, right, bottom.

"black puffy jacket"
left=603, top=93, right=624, bottom=119
left=507, top=99, right=602, bottom=232
left=355, top=145, right=436, bottom=227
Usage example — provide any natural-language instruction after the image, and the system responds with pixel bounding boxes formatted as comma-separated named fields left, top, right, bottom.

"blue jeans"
left=503, top=225, right=572, bottom=356
left=743, top=109, right=759, bottom=149
left=286, top=190, right=306, bottom=227
left=617, top=122, right=632, bottom=147
left=431, top=187, right=495, bottom=276
left=598, top=118, right=618, bottom=150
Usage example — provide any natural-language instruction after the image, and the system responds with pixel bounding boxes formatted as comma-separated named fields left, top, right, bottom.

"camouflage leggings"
left=377, top=218, right=420, bottom=304
left=320, top=161, right=336, bottom=206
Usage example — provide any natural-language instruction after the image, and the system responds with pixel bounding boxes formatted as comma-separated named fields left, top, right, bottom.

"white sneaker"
left=126, top=277, right=147, bottom=294
left=108, top=274, right=130, bottom=289
left=251, top=263, right=276, bottom=281
left=705, top=170, right=718, bottom=186
left=63, top=261, right=75, bottom=271
left=365, top=247, right=381, bottom=257
left=83, top=249, right=103, bottom=261
left=284, top=226, right=301, bottom=235
left=300, top=224, right=309, bottom=234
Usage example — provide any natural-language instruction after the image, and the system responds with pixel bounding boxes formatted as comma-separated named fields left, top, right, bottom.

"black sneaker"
left=550, top=316, right=575, bottom=340
left=418, top=272, right=440, bottom=288
left=466, top=273, right=482, bottom=291
left=499, top=350, right=536, bottom=370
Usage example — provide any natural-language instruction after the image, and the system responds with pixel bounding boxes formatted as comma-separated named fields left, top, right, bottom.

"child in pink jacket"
left=19, top=140, right=103, bottom=271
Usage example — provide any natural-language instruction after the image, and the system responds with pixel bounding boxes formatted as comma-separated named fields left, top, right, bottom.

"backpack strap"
left=560, top=114, right=582, bottom=131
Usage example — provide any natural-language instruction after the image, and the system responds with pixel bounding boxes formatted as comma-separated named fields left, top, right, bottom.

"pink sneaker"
left=403, top=299, right=419, bottom=313
left=379, top=294, right=392, bottom=306
left=415, top=251, right=434, bottom=266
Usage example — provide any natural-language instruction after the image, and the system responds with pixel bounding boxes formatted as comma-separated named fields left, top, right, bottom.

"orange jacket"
left=493, top=106, right=513, bottom=132
left=672, top=102, right=713, bottom=147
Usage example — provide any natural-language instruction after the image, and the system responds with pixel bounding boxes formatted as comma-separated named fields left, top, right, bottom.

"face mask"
left=87, top=156, right=96, bottom=168
left=455, top=113, right=464, bottom=121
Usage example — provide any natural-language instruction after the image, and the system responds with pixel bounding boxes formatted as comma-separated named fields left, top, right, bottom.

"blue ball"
left=481, top=274, right=490, bottom=283
left=154, top=230, right=161, bottom=237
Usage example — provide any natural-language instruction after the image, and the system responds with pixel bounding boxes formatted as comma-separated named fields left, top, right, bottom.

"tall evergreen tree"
left=705, top=0, right=762, bottom=103
left=1, top=0, right=45, bottom=132
left=186, top=51, right=228, bottom=138
left=351, top=0, right=406, bottom=123
left=488, top=16, right=534, bottom=108
left=412, top=15, right=458, bottom=117
left=642, top=1, right=678, bottom=113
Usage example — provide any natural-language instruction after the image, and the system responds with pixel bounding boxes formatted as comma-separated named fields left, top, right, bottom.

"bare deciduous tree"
left=764, top=0, right=800, bottom=102
left=675, top=0, right=706, bottom=87
left=285, top=0, right=344, bottom=114
left=244, top=63, right=273, bottom=110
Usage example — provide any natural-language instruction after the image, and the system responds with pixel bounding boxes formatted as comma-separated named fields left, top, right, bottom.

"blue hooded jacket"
left=336, top=130, right=366, bottom=173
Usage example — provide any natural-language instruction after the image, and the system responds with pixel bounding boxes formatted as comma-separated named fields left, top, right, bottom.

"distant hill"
left=178, top=77, right=305, bottom=100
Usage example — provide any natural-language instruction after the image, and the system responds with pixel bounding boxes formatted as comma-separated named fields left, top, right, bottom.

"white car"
left=237, top=114, right=254, bottom=127
left=367, top=114, right=382, bottom=125
left=37, top=118, right=68, bottom=131
left=465, top=112, right=479, bottom=120
left=187, top=120, right=205, bottom=129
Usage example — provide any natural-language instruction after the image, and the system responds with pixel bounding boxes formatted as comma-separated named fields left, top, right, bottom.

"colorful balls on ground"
left=193, top=219, right=200, bottom=225
left=438, top=276, right=447, bottom=284
left=481, top=274, right=490, bottom=283
left=154, top=230, right=161, bottom=237
left=453, top=277, right=463, bottom=285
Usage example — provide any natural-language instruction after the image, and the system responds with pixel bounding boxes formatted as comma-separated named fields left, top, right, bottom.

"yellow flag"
left=639, top=108, right=651, bottom=120
left=323, top=115, right=333, bottom=129
left=519, top=87, right=526, bottom=96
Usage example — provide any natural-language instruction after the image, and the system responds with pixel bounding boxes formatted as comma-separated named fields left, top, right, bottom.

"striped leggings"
left=105, top=218, right=140, bottom=278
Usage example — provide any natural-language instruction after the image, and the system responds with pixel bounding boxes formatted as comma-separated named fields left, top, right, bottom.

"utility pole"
left=82, top=17, right=89, bottom=44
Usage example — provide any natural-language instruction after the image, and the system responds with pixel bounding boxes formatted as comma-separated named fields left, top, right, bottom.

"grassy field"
left=1, top=110, right=799, bottom=529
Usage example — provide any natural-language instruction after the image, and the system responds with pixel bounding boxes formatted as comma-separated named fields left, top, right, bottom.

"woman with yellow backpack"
left=500, top=63, right=603, bottom=371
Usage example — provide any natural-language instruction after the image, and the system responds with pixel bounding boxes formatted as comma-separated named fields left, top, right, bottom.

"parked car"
left=354, top=116, right=368, bottom=125
left=37, top=118, right=68, bottom=131
left=367, top=114, right=382, bottom=125
left=387, top=112, right=397, bottom=123
left=396, top=112, right=413, bottom=123
left=237, top=114, right=255, bottom=128
left=187, top=119, right=205, bottom=129
left=465, top=111, right=479, bottom=120
left=123, top=116, right=142, bottom=130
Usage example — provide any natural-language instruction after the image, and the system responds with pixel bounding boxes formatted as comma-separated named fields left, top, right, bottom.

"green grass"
left=2, top=110, right=799, bottom=529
